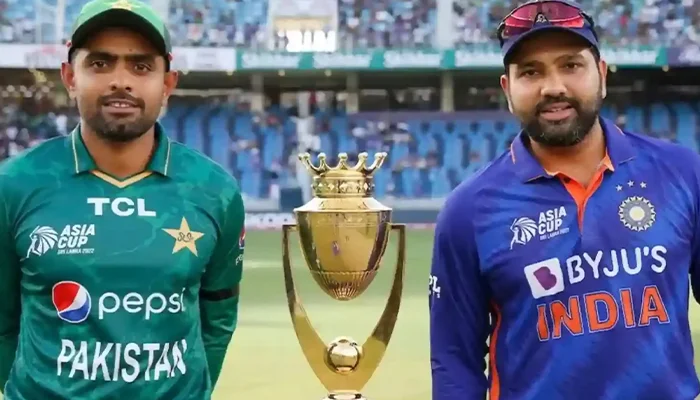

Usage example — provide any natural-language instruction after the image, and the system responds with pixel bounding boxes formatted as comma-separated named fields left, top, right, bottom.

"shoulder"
left=168, top=140, right=241, bottom=199
left=624, top=130, right=700, bottom=181
left=437, top=151, right=514, bottom=234
left=625, top=130, right=698, bottom=162
left=0, top=136, right=70, bottom=179
left=0, top=137, right=70, bottom=203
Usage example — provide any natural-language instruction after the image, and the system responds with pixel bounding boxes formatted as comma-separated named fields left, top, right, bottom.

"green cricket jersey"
left=0, top=123, right=245, bottom=400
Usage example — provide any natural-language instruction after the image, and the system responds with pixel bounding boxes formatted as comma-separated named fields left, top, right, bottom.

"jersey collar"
left=509, top=117, right=636, bottom=182
left=70, top=122, right=172, bottom=176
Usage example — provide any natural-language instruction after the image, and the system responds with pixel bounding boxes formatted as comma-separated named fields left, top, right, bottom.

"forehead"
left=510, top=31, right=593, bottom=65
left=79, top=27, right=158, bottom=55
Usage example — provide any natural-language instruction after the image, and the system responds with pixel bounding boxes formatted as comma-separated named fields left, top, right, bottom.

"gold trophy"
left=282, top=152, right=406, bottom=400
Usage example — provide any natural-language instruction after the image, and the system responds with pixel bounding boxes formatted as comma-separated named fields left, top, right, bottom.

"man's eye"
left=91, top=60, right=107, bottom=68
left=520, top=70, right=538, bottom=77
left=565, top=62, right=582, bottom=70
left=135, top=63, right=152, bottom=72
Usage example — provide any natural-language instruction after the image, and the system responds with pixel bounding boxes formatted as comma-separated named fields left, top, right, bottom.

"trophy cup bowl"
left=295, top=195, right=391, bottom=301
left=282, top=152, right=406, bottom=400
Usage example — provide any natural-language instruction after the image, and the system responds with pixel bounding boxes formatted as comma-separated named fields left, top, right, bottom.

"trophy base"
left=322, top=392, right=367, bottom=400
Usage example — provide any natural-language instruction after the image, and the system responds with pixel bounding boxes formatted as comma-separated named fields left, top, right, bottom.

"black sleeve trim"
left=201, top=285, right=239, bottom=301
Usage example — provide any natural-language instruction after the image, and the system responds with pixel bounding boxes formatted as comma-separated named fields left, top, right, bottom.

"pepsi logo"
left=52, top=281, right=92, bottom=323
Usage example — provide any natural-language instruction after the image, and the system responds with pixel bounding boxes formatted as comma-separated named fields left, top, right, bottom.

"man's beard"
left=521, top=82, right=603, bottom=148
left=84, top=93, right=156, bottom=143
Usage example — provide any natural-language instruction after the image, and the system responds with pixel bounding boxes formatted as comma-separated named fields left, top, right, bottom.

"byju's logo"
left=524, top=258, right=565, bottom=299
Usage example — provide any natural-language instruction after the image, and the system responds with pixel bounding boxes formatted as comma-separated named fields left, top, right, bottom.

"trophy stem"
left=281, top=223, right=407, bottom=397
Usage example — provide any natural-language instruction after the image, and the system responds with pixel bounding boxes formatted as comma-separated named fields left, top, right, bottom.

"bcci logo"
left=26, top=226, right=59, bottom=258
left=510, top=217, right=537, bottom=249
left=619, top=196, right=656, bottom=232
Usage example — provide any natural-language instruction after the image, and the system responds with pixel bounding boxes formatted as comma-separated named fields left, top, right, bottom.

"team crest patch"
left=619, top=196, right=656, bottom=231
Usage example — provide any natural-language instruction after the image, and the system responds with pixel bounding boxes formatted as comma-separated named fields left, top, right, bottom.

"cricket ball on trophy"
left=325, top=336, right=363, bottom=374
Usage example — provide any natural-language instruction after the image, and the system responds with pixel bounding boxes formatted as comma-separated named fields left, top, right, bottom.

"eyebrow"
left=516, top=52, right=586, bottom=69
left=83, top=51, right=158, bottom=64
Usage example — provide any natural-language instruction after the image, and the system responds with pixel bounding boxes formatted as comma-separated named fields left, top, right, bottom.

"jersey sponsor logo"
left=26, top=224, right=96, bottom=258
left=524, top=245, right=670, bottom=341
left=53, top=285, right=190, bottom=382
left=57, top=339, right=189, bottom=383
left=87, top=197, right=157, bottom=217
left=523, top=258, right=565, bottom=299
left=510, top=206, right=570, bottom=249
left=53, top=281, right=92, bottom=324
left=51, top=283, right=187, bottom=322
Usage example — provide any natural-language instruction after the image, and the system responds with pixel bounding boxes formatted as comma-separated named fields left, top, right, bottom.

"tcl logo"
left=87, top=197, right=156, bottom=217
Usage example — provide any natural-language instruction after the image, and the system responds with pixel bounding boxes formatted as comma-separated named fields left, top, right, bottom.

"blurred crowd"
left=0, top=84, right=78, bottom=161
left=454, top=0, right=700, bottom=47
left=2, top=0, right=700, bottom=48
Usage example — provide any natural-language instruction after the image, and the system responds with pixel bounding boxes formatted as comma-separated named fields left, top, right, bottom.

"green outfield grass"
left=217, top=230, right=700, bottom=400
left=2, top=230, right=700, bottom=400
left=217, top=229, right=434, bottom=400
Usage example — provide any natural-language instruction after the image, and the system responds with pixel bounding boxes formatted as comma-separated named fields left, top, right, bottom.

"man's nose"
left=108, top=68, right=133, bottom=93
left=540, top=73, right=568, bottom=98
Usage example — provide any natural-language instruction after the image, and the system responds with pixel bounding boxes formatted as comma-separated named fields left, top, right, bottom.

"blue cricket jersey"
left=429, top=117, right=700, bottom=400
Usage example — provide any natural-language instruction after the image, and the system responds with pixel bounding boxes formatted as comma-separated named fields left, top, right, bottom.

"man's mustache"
left=99, top=92, right=145, bottom=109
left=535, top=96, right=580, bottom=114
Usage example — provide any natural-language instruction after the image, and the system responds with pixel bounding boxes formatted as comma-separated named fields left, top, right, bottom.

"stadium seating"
left=155, top=101, right=699, bottom=199
left=337, top=0, right=437, bottom=49
left=3, top=78, right=700, bottom=200
left=1, top=0, right=269, bottom=47
left=452, top=0, right=700, bottom=47
left=3, top=0, right=700, bottom=199
left=3, top=0, right=700, bottom=47
left=166, top=0, right=268, bottom=47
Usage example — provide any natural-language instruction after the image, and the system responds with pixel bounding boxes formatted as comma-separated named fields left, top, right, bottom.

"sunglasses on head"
left=497, top=0, right=597, bottom=45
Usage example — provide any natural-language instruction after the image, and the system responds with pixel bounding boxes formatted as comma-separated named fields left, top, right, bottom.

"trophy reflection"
left=282, top=152, right=406, bottom=400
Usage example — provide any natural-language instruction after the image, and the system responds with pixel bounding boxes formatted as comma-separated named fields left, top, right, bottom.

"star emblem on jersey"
left=163, top=217, right=204, bottom=256
left=618, top=196, right=656, bottom=231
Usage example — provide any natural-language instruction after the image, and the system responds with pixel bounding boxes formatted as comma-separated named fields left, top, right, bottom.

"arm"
left=0, top=183, right=20, bottom=390
left=689, top=155, right=700, bottom=304
left=200, top=189, right=245, bottom=387
left=429, top=196, right=491, bottom=400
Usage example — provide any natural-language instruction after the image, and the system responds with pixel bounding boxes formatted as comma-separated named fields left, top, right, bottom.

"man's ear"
left=162, top=70, right=179, bottom=107
left=500, top=73, right=513, bottom=113
left=60, top=61, right=77, bottom=99
left=598, top=59, right=608, bottom=99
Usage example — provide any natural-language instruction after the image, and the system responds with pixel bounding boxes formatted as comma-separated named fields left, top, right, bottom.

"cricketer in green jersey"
left=0, top=0, right=245, bottom=399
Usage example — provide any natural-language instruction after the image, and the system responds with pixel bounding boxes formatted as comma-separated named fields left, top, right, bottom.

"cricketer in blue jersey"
left=429, top=1, right=700, bottom=399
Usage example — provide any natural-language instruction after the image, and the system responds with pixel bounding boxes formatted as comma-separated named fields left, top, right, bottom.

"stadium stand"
left=166, top=0, right=268, bottom=47
left=452, top=0, right=700, bottom=47
left=3, top=81, right=700, bottom=200
left=0, top=0, right=270, bottom=47
left=3, top=0, right=698, bottom=46
left=337, top=0, right=437, bottom=49
left=1, top=0, right=700, bottom=201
